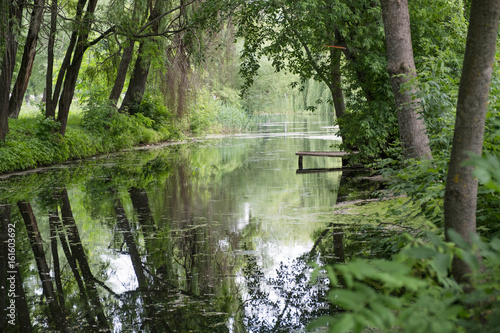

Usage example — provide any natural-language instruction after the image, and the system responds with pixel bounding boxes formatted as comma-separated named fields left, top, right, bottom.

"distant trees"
left=232, top=0, right=445, bottom=159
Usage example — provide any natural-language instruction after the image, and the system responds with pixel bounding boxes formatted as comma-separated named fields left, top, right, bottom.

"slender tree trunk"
left=8, top=0, right=45, bottom=118
left=328, top=33, right=346, bottom=121
left=57, top=0, right=99, bottom=136
left=0, top=0, right=24, bottom=138
left=45, top=0, right=58, bottom=119
left=444, top=0, right=500, bottom=283
left=380, top=0, right=432, bottom=159
left=109, top=42, right=135, bottom=106
left=0, top=0, right=22, bottom=139
left=0, top=37, right=13, bottom=140
left=46, top=3, right=80, bottom=119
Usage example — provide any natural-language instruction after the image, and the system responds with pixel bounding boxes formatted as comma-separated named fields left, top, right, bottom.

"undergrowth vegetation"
left=310, top=152, right=500, bottom=332
left=0, top=94, right=254, bottom=175
left=308, top=49, right=500, bottom=331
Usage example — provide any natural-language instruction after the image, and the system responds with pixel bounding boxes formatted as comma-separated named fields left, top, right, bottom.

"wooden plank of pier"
left=295, top=151, right=351, bottom=170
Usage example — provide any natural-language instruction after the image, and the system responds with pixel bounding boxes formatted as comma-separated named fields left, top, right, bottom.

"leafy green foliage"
left=128, top=94, right=173, bottom=131
left=310, top=230, right=500, bottom=333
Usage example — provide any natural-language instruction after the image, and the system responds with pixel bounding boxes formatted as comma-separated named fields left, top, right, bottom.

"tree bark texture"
left=57, top=0, right=99, bottom=136
left=119, top=42, right=153, bottom=113
left=109, top=42, right=135, bottom=106
left=8, top=0, right=45, bottom=118
left=444, top=0, right=500, bottom=283
left=380, top=0, right=432, bottom=159
left=329, top=30, right=346, bottom=121
left=0, top=0, right=23, bottom=139
left=45, top=0, right=59, bottom=119
left=119, top=3, right=161, bottom=113
left=0, top=36, right=13, bottom=140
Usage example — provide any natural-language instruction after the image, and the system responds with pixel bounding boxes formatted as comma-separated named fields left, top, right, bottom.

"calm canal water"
left=0, top=114, right=361, bottom=332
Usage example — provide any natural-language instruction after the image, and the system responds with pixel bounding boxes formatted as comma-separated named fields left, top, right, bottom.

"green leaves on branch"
left=309, top=231, right=500, bottom=333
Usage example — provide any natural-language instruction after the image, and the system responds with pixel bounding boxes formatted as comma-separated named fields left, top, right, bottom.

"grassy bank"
left=0, top=97, right=254, bottom=175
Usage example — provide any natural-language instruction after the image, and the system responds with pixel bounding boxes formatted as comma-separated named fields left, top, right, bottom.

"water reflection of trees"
left=239, top=249, right=333, bottom=332
left=0, top=141, right=362, bottom=332
left=17, top=189, right=111, bottom=332
left=0, top=203, right=32, bottom=332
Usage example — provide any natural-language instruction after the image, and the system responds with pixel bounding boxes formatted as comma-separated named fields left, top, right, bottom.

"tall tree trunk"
left=57, top=0, right=99, bottom=136
left=109, top=42, right=135, bottom=106
left=0, top=34, right=13, bottom=140
left=444, top=0, right=500, bottom=283
left=46, top=0, right=81, bottom=119
left=328, top=31, right=346, bottom=121
left=0, top=0, right=23, bottom=139
left=119, top=4, right=161, bottom=113
left=8, top=0, right=45, bottom=118
left=380, top=0, right=432, bottom=159
left=45, top=0, right=58, bottom=119
left=119, top=42, right=152, bottom=113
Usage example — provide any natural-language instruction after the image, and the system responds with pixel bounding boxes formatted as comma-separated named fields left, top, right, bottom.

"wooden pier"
left=295, top=151, right=350, bottom=170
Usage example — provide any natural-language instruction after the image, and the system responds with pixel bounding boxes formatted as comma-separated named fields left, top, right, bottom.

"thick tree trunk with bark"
left=109, top=42, right=135, bottom=106
left=0, top=0, right=23, bottom=139
left=380, top=0, right=432, bottom=159
left=8, top=0, right=45, bottom=118
left=0, top=38, right=14, bottom=140
left=119, top=42, right=151, bottom=113
left=57, top=0, right=99, bottom=136
left=444, top=0, right=500, bottom=283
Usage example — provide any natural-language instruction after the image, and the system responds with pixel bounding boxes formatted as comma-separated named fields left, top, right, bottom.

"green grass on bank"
left=0, top=113, right=175, bottom=174
left=0, top=97, right=255, bottom=175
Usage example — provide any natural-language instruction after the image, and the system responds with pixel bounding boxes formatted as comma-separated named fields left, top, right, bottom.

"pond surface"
left=0, top=114, right=371, bottom=332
